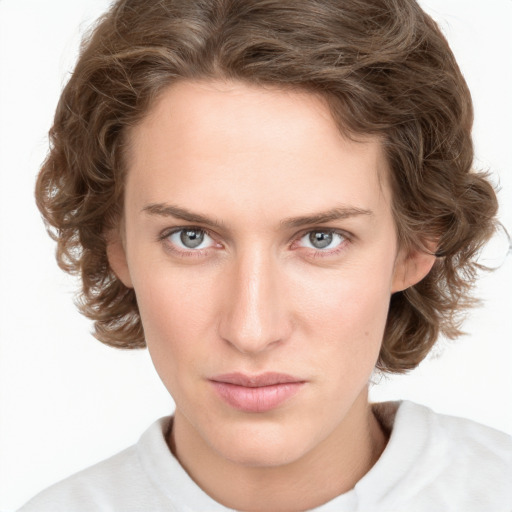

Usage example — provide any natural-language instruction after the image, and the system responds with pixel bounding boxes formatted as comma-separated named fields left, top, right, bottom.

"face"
left=111, top=80, right=422, bottom=468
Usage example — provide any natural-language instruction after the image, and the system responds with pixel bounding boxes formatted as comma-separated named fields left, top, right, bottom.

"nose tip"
left=218, top=251, right=291, bottom=354
left=224, top=320, right=283, bottom=355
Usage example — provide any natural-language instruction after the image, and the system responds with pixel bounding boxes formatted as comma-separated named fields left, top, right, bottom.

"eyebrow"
left=280, top=206, right=373, bottom=228
left=142, top=203, right=226, bottom=229
left=142, top=203, right=373, bottom=230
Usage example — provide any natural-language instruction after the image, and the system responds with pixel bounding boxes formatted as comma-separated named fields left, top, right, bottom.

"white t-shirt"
left=18, top=401, right=512, bottom=511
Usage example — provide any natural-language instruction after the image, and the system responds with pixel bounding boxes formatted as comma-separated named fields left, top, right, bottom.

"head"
left=37, top=0, right=497, bottom=376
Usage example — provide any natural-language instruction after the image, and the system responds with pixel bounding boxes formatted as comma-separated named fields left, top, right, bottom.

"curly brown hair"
left=36, top=0, right=498, bottom=372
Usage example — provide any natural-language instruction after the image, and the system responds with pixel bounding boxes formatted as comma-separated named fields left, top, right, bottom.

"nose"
left=218, top=247, right=291, bottom=354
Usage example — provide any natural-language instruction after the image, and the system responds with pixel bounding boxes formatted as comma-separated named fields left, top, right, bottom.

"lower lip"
left=210, top=381, right=304, bottom=413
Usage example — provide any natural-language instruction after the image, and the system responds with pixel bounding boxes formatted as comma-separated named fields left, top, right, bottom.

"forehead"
left=124, top=80, right=392, bottom=227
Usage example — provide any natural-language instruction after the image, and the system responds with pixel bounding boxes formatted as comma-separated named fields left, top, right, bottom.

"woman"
left=18, top=0, right=512, bottom=510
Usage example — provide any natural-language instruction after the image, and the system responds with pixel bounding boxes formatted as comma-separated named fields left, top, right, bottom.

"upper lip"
left=210, top=372, right=305, bottom=387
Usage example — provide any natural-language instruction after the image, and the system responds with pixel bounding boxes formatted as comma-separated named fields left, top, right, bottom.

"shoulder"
left=367, top=401, right=512, bottom=511
left=400, top=400, right=512, bottom=467
left=410, top=401, right=512, bottom=509
left=18, top=417, right=174, bottom=512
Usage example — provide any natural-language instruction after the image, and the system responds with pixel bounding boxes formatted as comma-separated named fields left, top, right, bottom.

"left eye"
left=299, top=230, right=345, bottom=250
left=167, top=228, right=215, bottom=250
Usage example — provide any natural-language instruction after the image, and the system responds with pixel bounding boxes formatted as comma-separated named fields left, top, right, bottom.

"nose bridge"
left=219, top=244, right=288, bottom=353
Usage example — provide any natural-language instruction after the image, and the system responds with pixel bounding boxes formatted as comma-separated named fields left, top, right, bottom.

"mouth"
left=209, top=372, right=306, bottom=413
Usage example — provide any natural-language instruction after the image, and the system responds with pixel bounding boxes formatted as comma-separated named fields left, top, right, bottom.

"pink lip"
left=209, top=372, right=305, bottom=413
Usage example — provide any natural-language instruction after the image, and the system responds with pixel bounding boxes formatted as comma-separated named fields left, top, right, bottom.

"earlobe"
left=105, top=230, right=133, bottom=288
left=391, top=244, right=437, bottom=293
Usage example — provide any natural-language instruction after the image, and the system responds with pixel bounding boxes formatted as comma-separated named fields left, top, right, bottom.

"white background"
left=0, top=1, right=511, bottom=510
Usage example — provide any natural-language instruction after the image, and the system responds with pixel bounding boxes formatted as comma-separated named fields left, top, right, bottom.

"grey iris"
left=180, top=229, right=204, bottom=248
left=309, top=231, right=332, bottom=249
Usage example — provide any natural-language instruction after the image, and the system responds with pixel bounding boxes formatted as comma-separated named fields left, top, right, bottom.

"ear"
left=391, top=242, right=437, bottom=293
left=105, top=230, right=133, bottom=288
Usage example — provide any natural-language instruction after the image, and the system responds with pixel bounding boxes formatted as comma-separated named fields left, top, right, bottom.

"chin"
left=208, top=417, right=320, bottom=468
left=218, top=438, right=308, bottom=468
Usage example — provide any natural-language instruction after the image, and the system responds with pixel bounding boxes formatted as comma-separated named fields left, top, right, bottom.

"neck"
left=169, top=389, right=388, bottom=512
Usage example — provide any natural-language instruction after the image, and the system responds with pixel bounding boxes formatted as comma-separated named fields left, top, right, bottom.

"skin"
left=108, top=80, right=435, bottom=511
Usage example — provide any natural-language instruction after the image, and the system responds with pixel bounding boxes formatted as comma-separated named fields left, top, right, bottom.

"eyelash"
left=158, top=227, right=352, bottom=259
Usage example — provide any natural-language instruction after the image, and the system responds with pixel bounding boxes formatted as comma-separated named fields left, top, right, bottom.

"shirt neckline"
left=136, top=401, right=436, bottom=511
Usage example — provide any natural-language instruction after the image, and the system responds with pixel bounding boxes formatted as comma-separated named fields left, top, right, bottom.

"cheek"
left=297, top=257, right=393, bottom=331
left=132, top=269, right=218, bottom=374
left=293, top=262, right=393, bottom=372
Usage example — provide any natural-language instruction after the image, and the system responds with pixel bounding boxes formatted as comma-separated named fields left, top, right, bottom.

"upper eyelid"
left=300, top=227, right=349, bottom=235
left=160, top=226, right=350, bottom=238
left=295, top=227, right=352, bottom=241
left=160, top=225, right=215, bottom=238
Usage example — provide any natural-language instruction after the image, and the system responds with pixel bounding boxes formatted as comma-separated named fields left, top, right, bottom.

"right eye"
left=165, top=228, right=216, bottom=251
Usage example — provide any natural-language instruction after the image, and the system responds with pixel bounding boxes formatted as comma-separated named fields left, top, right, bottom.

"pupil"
left=180, top=229, right=204, bottom=249
left=309, top=231, right=332, bottom=249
